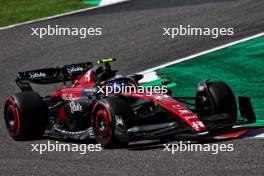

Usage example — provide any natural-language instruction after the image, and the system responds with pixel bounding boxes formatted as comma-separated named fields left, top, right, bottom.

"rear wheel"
left=92, top=97, right=133, bottom=148
left=4, top=92, right=48, bottom=140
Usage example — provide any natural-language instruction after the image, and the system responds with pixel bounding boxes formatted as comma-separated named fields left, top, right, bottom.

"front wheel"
left=92, top=97, right=133, bottom=148
left=196, top=81, right=237, bottom=123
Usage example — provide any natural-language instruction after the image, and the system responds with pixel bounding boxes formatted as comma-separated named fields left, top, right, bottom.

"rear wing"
left=16, top=62, right=93, bottom=91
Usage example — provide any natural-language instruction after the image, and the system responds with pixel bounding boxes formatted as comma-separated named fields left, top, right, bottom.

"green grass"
left=0, top=0, right=93, bottom=27
left=157, top=36, right=264, bottom=126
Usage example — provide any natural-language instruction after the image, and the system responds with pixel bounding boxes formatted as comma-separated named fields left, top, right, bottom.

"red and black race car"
left=4, top=58, right=256, bottom=148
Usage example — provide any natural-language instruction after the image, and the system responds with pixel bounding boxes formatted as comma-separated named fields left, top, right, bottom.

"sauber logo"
left=69, top=102, right=83, bottom=114
left=67, top=66, right=84, bottom=74
left=29, top=72, right=46, bottom=79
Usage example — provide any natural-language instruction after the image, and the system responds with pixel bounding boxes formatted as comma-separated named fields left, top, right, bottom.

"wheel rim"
left=95, top=108, right=112, bottom=146
left=5, top=98, right=20, bottom=136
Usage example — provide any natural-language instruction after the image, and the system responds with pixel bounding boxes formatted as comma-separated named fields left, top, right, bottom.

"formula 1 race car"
left=4, top=58, right=256, bottom=148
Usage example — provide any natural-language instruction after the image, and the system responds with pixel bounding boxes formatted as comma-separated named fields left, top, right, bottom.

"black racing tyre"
left=196, top=81, right=237, bottom=123
left=208, top=82, right=237, bottom=121
left=4, top=92, right=48, bottom=140
left=92, top=97, right=134, bottom=148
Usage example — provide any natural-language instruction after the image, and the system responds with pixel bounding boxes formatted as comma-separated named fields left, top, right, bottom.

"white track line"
left=100, top=0, right=130, bottom=6
left=0, top=1, right=129, bottom=31
left=139, top=32, right=264, bottom=75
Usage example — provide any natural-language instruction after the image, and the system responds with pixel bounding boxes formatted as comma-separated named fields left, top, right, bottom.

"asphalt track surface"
left=0, top=0, right=264, bottom=175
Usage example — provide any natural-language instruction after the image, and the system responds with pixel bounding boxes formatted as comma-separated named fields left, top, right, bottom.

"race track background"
left=0, top=0, right=264, bottom=175
left=146, top=35, right=264, bottom=126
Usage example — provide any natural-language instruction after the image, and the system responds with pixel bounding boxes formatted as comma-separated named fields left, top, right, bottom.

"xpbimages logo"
left=31, top=141, right=102, bottom=154
left=163, top=25, right=234, bottom=39
left=163, top=141, right=234, bottom=155
left=31, top=25, right=102, bottom=39
left=97, top=84, right=168, bottom=96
